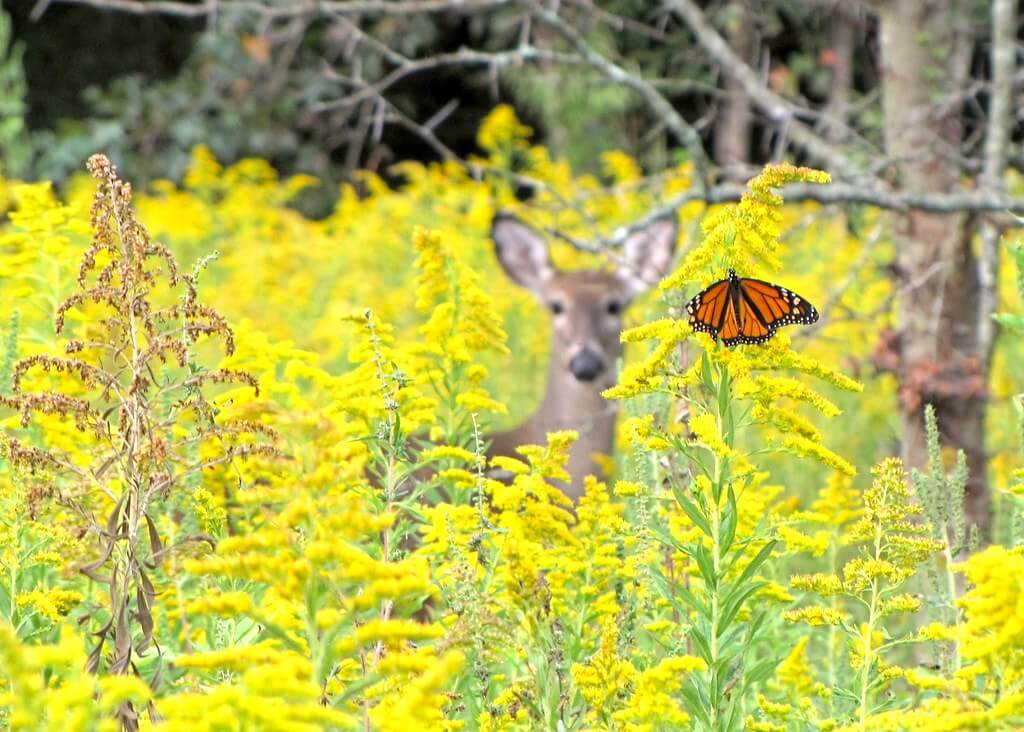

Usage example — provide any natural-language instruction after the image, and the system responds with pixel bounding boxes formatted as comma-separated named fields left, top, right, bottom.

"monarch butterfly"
left=686, top=269, right=819, bottom=347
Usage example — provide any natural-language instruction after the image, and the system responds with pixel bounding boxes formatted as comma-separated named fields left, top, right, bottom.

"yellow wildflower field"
left=1, top=107, right=1023, bottom=730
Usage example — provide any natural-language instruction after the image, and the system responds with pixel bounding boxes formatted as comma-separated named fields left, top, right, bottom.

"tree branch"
left=522, top=0, right=711, bottom=191
left=601, top=183, right=1024, bottom=250
left=667, top=0, right=872, bottom=183
left=977, top=0, right=1017, bottom=359
left=314, top=46, right=583, bottom=113
left=42, top=0, right=511, bottom=18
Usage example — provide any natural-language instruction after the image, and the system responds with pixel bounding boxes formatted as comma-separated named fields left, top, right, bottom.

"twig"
left=315, top=46, right=584, bottom=113
left=564, top=0, right=666, bottom=41
left=44, top=0, right=512, bottom=18
left=976, top=0, right=1016, bottom=361
left=522, top=0, right=711, bottom=191
left=667, top=0, right=872, bottom=183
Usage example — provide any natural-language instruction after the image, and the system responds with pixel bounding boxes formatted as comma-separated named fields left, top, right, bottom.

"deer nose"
left=569, top=348, right=605, bottom=382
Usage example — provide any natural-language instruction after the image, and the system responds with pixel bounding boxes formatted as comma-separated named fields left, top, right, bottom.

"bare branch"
left=314, top=46, right=583, bottom=113
left=564, top=0, right=666, bottom=41
left=977, top=0, right=1017, bottom=359
left=43, top=0, right=511, bottom=18
left=667, top=0, right=871, bottom=183
left=522, top=0, right=711, bottom=190
left=602, top=182, right=1024, bottom=251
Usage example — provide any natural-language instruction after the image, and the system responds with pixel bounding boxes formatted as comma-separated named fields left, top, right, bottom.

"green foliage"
left=29, top=16, right=332, bottom=189
left=993, top=243, right=1024, bottom=332
left=0, top=8, right=29, bottom=178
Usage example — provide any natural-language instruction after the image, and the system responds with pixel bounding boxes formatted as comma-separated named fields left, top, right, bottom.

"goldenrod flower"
left=783, top=605, right=847, bottom=626
left=571, top=619, right=636, bottom=712
left=689, top=411, right=735, bottom=459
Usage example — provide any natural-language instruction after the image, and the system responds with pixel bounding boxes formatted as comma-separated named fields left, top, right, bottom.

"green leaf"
left=718, top=622, right=752, bottom=653
left=719, top=580, right=766, bottom=633
left=746, top=655, right=782, bottom=685
left=717, top=364, right=730, bottom=423
left=693, top=543, right=718, bottom=590
left=993, top=313, right=1024, bottom=330
left=732, top=539, right=778, bottom=589
left=700, top=351, right=715, bottom=392
left=719, top=485, right=738, bottom=555
left=745, top=609, right=769, bottom=640
left=724, top=395, right=736, bottom=445
left=647, top=524, right=685, bottom=553
left=831, top=686, right=861, bottom=703
left=679, top=680, right=711, bottom=728
left=651, top=566, right=710, bottom=619
left=712, top=648, right=740, bottom=679
left=725, top=697, right=744, bottom=732
left=710, top=657, right=726, bottom=704
left=673, top=484, right=713, bottom=537
left=688, top=625, right=713, bottom=664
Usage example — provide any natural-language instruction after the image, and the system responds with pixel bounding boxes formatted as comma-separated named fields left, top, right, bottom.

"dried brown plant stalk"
left=0, top=154, right=277, bottom=730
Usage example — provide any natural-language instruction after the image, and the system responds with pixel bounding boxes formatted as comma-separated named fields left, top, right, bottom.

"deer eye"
left=549, top=300, right=565, bottom=315
left=606, top=300, right=622, bottom=315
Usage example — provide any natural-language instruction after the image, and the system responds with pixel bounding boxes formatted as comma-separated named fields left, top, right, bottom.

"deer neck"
left=518, top=358, right=619, bottom=499
left=530, top=359, right=615, bottom=435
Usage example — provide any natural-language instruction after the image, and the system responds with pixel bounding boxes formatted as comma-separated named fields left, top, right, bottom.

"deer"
left=486, top=213, right=678, bottom=502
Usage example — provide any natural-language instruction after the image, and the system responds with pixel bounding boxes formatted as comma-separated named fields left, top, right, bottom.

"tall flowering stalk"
left=782, top=459, right=943, bottom=728
left=605, top=164, right=862, bottom=729
left=0, top=156, right=275, bottom=729
left=913, top=404, right=970, bottom=675
left=411, top=227, right=508, bottom=483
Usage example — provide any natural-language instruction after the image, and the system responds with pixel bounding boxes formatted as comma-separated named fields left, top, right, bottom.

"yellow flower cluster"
left=413, top=226, right=508, bottom=361
left=661, top=163, right=830, bottom=289
left=776, top=458, right=951, bottom=727
left=605, top=166, right=861, bottom=489
left=3, top=105, right=1024, bottom=731
left=570, top=619, right=705, bottom=730
left=0, top=622, right=148, bottom=731
left=169, top=480, right=462, bottom=726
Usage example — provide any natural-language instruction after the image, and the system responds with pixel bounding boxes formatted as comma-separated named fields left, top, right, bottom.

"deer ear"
left=491, top=214, right=555, bottom=294
left=619, top=215, right=677, bottom=298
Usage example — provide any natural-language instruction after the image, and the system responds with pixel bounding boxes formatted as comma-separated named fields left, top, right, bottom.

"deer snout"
left=569, top=347, right=605, bottom=382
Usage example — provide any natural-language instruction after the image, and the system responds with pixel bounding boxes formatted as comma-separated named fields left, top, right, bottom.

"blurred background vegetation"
left=5, top=1, right=881, bottom=204
left=2, top=0, right=1023, bottom=537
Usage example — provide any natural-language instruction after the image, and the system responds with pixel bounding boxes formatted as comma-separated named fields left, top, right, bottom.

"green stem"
left=826, top=543, right=839, bottom=715
left=858, top=521, right=884, bottom=727
left=941, top=541, right=961, bottom=673
left=708, top=362, right=729, bottom=731
left=709, top=476, right=722, bottom=731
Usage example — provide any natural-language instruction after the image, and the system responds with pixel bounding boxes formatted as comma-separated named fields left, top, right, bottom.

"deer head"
left=491, top=214, right=678, bottom=389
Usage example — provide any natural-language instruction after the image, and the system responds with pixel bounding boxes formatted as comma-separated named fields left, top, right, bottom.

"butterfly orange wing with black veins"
left=686, top=270, right=819, bottom=347
left=686, top=278, right=731, bottom=338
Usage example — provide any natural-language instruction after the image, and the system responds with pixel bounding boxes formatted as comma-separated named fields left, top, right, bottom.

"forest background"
left=3, top=1, right=1024, bottom=730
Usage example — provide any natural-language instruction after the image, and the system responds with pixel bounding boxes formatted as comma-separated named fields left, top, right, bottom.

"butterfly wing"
left=735, top=277, right=819, bottom=344
left=687, top=274, right=818, bottom=347
left=686, top=279, right=731, bottom=338
left=718, top=292, right=742, bottom=345
left=730, top=294, right=770, bottom=345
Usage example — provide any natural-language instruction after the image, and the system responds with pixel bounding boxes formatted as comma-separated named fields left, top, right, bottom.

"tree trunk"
left=877, top=1, right=990, bottom=535
left=713, top=1, right=753, bottom=177
left=821, top=6, right=857, bottom=144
